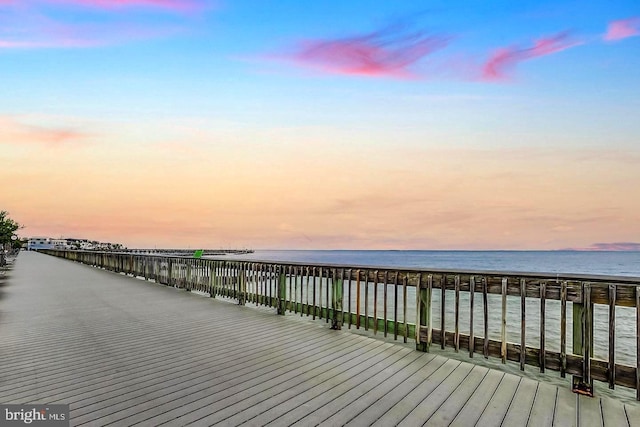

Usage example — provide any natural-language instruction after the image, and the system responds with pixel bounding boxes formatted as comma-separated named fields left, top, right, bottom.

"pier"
left=124, top=249, right=255, bottom=256
left=2, top=251, right=640, bottom=426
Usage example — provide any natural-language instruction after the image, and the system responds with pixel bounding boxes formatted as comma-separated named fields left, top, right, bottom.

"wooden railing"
left=40, top=249, right=640, bottom=400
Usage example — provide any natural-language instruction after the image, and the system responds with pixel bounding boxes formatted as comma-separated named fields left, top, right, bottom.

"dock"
left=1, top=251, right=639, bottom=426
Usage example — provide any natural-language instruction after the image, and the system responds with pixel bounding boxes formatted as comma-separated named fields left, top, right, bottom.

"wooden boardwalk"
left=1, top=252, right=638, bottom=426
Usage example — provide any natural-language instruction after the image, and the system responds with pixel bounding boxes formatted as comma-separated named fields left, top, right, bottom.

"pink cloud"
left=604, top=17, right=640, bottom=41
left=482, top=32, right=579, bottom=81
left=0, top=116, right=89, bottom=148
left=575, top=242, right=640, bottom=251
left=47, top=0, right=203, bottom=12
left=0, top=4, right=191, bottom=50
left=283, top=25, right=450, bottom=79
left=0, top=38, right=101, bottom=49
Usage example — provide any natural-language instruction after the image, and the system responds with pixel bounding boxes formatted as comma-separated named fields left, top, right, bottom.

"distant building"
left=27, top=237, right=126, bottom=251
left=27, top=237, right=125, bottom=251
left=27, top=237, right=54, bottom=250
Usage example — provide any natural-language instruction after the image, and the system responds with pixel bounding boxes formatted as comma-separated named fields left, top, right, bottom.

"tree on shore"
left=1, top=210, right=22, bottom=266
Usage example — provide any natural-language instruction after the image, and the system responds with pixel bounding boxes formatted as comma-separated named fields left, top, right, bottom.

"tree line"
left=1, top=210, right=22, bottom=266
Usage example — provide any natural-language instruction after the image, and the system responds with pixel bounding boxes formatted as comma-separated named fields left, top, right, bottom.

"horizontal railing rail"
left=39, top=249, right=640, bottom=400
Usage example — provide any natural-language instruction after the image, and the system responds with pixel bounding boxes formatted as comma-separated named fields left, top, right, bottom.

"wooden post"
left=186, top=260, right=192, bottom=291
left=483, top=277, right=489, bottom=359
left=383, top=271, right=388, bottom=337
left=331, top=268, right=343, bottom=330
left=364, top=269, right=369, bottom=331
left=238, top=263, right=247, bottom=306
left=427, top=274, right=433, bottom=349
left=561, top=281, right=567, bottom=377
left=416, top=273, right=428, bottom=352
left=403, top=274, right=408, bottom=344
left=373, top=270, right=378, bottom=335
left=394, top=272, right=399, bottom=341
left=520, top=278, right=526, bottom=371
left=469, top=276, right=475, bottom=358
left=277, top=266, right=286, bottom=315
left=501, top=278, right=507, bottom=364
left=454, top=275, right=460, bottom=352
left=540, top=281, right=546, bottom=373
left=441, top=274, right=446, bottom=350
left=608, top=284, right=615, bottom=389
left=356, top=269, right=361, bottom=329
left=572, top=282, right=594, bottom=396
left=208, top=261, right=215, bottom=298
left=636, top=286, right=640, bottom=401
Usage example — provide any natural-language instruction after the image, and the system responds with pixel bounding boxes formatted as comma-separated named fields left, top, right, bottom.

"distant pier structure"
left=126, top=248, right=254, bottom=257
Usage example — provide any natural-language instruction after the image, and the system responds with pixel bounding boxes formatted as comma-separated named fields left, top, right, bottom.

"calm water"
left=216, top=250, right=640, bottom=277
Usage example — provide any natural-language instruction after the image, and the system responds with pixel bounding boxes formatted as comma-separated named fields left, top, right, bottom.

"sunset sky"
left=1, top=0, right=639, bottom=249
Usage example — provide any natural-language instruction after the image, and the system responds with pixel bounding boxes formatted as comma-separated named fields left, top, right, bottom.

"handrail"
left=39, top=249, right=640, bottom=400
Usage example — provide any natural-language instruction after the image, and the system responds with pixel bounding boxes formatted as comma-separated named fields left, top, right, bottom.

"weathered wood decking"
left=1, top=252, right=638, bottom=426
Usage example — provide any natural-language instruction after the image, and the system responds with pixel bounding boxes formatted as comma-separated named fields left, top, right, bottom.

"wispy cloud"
left=481, top=31, right=579, bottom=81
left=48, top=0, right=204, bottom=12
left=578, top=242, right=640, bottom=251
left=279, top=24, right=450, bottom=79
left=0, top=0, right=207, bottom=49
left=0, top=116, right=89, bottom=148
left=604, top=17, right=640, bottom=41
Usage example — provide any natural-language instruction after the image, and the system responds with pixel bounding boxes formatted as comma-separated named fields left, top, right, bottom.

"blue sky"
left=1, top=0, right=639, bottom=249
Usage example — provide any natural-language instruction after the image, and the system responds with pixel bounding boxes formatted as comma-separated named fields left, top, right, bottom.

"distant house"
left=27, top=237, right=124, bottom=251
left=51, top=239, right=69, bottom=250
left=28, top=237, right=70, bottom=250
left=27, top=237, right=54, bottom=250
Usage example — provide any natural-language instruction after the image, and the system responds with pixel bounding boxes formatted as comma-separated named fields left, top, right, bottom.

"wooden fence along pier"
left=40, top=249, right=640, bottom=402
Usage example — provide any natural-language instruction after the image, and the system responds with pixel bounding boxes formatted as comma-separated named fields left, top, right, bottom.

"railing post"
left=331, top=268, right=343, bottom=330
left=208, top=261, right=216, bottom=298
left=636, top=286, right=640, bottom=401
left=186, top=260, right=192, bottom=291
left=277, top=266, right=286, bottom=315
left=416, top=273, right=431, bottom=352
left=572, top=281, right=594, bottom=396
left=238, top=263, right=247, bottom=306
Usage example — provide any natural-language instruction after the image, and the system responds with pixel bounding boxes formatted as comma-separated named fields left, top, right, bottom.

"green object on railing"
left=193, top=249, right=203, bottom=259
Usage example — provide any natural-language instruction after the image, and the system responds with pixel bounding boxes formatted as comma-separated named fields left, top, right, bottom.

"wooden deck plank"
left=286, top=351, right=434, bottom=427
left=406, top=365, right=489, bottom=426
left=553, top=387, right=577, bottom=427
left=375, top=362, right=475, bottom=426
left=502, top=377, right=539, bottom=426
left=318, top=356, right=449, bottom=427
left=197, top=344, right=407, bottom=426
left=578, top=395, right=604, bottom=427
left=46, top=326, right=321, bottom=405
left=72, top=334, right=372, bottom=425
left=625, top=403, right=640, bottom=427
left=344, top=358, right=462, bottom=427
left=527, top=382, right=558, bottom=427
left=2, top=321, right=315, bottom=401
left=65, top=327, right=341, bottom=415
left=475, top=373, right=522, bottom=427
left=239, top=348, right=420, bottom=427
left=448, top=369, right=504, bottom=427
left=164, top=342, right=401, bottom=426
left=600, top=396, right=631, bottom=427
left=95, top=337, right=385, bottom=425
